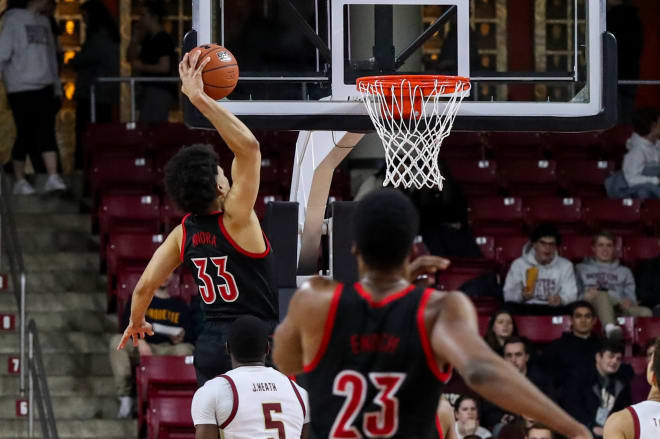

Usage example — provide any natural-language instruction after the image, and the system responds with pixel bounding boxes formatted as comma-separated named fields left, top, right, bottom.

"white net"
left=357, top=76, right=470, bottom=190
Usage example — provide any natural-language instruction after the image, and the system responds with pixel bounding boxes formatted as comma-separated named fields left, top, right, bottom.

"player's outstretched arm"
left=116, top=226, right=183, bottom=350
left=603, top=409, right=633, bottom=439
left=180, top=50, right=261, bottom=223
left=430, top=291, right=592, bottom=439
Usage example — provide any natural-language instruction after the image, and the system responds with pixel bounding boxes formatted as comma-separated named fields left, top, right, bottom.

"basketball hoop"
left=357, top=75, right=470, bottom=190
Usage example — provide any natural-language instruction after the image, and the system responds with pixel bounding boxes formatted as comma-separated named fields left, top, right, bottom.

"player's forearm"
left=190, top=93, right=259, bottom=156
left=128, top=282, right=156, bottom=326
left=462, top=353, right=585, bottom=438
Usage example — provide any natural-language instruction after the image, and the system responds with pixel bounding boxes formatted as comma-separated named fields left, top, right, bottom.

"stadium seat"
left=623, top=357, right=648, bottom=375
left=438, top=132, right=486, bottom=159
left=83, top=123, right=149, bottom=173
left=498, top=160, right=559, bottom=197
left=600, top=125, right=633, bottom=159
left=478, top=314, right=490, bottom=336
left=514, top=315, right=571, bottom=344
left=138, top=356, right=197, bottom=432
left=116, top=268, right=144, bottom=322
left=146, top=396, right=195, bottom=439
left=474, top=236, right=496, bottom=261
left=558, top=160, right=614, bottom=198
left=446, top=159, right=500, bottom=196
left=641, top=200, right=660, bottom=234
left=161, top=198, right=186, bottom=232
left=469, top=197, right=525, bottom=235
left=254, top=194, right=284, bottom=220
left=560, top=234, right=623, bottom=263
left=582, top=198, right=642, bottom=235
left=634, top=318, right=660, bottom=349
left=545, top=132, right=603, bottom=159
left=623, top=236, right=660, bottom=268
left=494, top=235, right=529, bottom=266
left=486, top=132, right=545, bottom=159
left=106, top=233, right=164, bottom=300
left=179, top=270, right=198, bottom=304
left=524, top=197, right=583, bottom=234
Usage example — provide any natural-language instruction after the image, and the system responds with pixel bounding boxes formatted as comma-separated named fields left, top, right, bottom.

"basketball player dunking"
left=274, top=189, right=592, bottom=439
left=604, top=338, right=660, bottom=439
left=116, top=50, right=279, bottom=385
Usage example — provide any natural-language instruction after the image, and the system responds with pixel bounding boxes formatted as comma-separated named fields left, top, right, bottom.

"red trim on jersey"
left=627, top=406, right=640, bottom=439
left=218, top=214, right=271, bottom=258
left=218, top=374, right=239, bottom=429
left=303, top=283, right=344, bottom=373
left=417, top=288, right=452, bottom=383
left=288, top=378, right=307, bottom=420
left=354, top=283, right=416, bottom=308
left=435, top=414, right=444, bottom=439
left=180, top=213, right=191, bottom=262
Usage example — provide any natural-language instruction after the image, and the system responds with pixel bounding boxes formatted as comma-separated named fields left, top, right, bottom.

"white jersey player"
left=191, top=316, right=310, bottom=439
left=604, top=339, right=660, bottom=439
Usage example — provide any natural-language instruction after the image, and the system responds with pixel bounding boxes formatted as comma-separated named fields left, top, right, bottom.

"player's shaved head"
left=353, top=189, right=419, bottom=271
left=227, top=315, right=270, bottom=363
left=165, top=144, right=220, bottom=215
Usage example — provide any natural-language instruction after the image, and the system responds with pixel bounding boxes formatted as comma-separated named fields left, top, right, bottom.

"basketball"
left=194, top=44, right=239, bottom=100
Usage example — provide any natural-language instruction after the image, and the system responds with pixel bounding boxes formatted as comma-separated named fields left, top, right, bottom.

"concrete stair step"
left=0, top=418, right=137, bottom=438
left=0, top=376, right=115, bottom=396
left=27, top=311, right=117, bottom=333
left=0, top=395, right=118, bottom=419
left=0, top=292, right=106, bottom=312
left=21, top=252, right=99, bottom=271
left=9, top=192, right=82, bottom=214
left=16, top=229, right=98, bottom=253
left=14, top=271, right=105, bottom=293
left=0, top=353, right=112, bottom=377
left=0, top=331, right=112, bottom=354
left=15, top=213, right=91, bottom=232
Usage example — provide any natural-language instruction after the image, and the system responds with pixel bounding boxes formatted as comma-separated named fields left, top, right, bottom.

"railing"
left=0, top=171, right=59, bottom=438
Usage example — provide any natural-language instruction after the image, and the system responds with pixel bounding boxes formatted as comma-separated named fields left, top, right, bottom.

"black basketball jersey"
left=180, top=212, right=278, bottom=324
left=305, top=282, right=451, bottom=439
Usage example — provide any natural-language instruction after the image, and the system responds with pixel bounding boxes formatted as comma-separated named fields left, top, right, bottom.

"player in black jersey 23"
left=274, top=189, right=593, bottom=439
left=117, top=49, right=279, bottom=385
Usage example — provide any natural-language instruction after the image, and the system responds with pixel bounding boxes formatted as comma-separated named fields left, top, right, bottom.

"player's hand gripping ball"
left=192, top=44, right=239, bottom=100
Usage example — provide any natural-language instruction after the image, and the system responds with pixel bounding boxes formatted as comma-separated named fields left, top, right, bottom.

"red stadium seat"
left=560, top=234, right=623, bottom=263
left=469, top=197, right=524, bottom=235
left=473, top=297, right=502, bottom=316
left=446, top=159, right=500, bottom=196
left=438, top=132, right=486, bottom=159
left=545, top=132, right=603, bottom=160
left=475, top=236, right=496, bottom=261
left=478, top=315, right=490, bottom=336
left=641, top=200, right=660, bottom=234
left=90, top=155, right=157, bottom=212
left=83, top=123, right=149, bottom=173
left=107, top=233, right=164, bottom=300
left=600, top=125, right=633, bottom=159
left=558, top=160, right=614, bottom=198
left=582, top=198, right=642, bottom=235
left=179, top=271, right=198, bottom=304
left=524, top=197, right=583, bottom=234
left=486, top=132, right=545, bottom=159
left=494, top=235, right=529, bottom=266
left=146, top=396, right=195, bottom=439
left=498, top=160, right=559, bottom=197
left=634, top=318, right=660, bottom=349
left=624, top=357, right=648, bottom=375
left=116, top=268, right=144, bottom=321
left=161, top=198, right=186, bottom=232
left=436, top=266, right=497, bottom=292
left=514, top=315, right=571, bottom=344
left=255, top=194, right=284, bottom=220
left=623, top=236, right=660, bottom=268
left=138, top=356, right=197, bottom=433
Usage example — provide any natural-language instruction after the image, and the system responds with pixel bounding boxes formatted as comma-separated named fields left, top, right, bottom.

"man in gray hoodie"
left=575, top=231, right=651, bottom=340
left=503, top=224, right=578, bottom=315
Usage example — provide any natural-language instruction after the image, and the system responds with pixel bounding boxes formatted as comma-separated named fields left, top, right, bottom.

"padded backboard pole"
left=290, top=131, right=365, bottom=277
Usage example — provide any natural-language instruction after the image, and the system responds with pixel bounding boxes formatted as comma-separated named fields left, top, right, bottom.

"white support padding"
left=290, top=131, right=365, bottom=276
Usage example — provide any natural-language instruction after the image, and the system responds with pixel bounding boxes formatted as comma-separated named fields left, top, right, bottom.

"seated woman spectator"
left=454, top=395, right=492, bottom=439
left=576, top=230, right=652, bottom=340
left=503, top=224, right=578, bottom=315
left=484, top=310, right=519, bottom=356
left=606, top=107, right=660, bottom=199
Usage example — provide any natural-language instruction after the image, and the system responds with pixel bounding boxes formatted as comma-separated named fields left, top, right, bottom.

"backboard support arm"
left=278, top=0, right=332, bottom=63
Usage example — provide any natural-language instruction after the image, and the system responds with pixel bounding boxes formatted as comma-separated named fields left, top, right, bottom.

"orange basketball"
left=194, top=44, right=239, bottom=100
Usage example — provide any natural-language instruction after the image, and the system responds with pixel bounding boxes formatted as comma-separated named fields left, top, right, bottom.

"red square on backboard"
left=16, top=400, right=28, bottom=417
left=7, top=356, right=19, bottom=374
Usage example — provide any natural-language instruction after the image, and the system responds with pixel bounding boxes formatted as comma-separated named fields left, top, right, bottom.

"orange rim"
left=357, top=74, right=471, bottom=96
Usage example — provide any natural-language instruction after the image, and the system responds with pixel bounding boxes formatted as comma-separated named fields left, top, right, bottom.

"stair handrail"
left=0, top=171, right=59, bottom=438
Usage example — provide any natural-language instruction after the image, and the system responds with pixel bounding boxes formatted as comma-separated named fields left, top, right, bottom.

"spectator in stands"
left=71, top=0, right=119, bottom=170
left=483, top=310, right=519, bottom=356
left=635, top=248, right=660, bottom=314
left=482, top=337, right=554, bottom=435
left=606, top=108, right=660, bottom=199
left=561, top=340, right=632, bottom=439
left=355, top=165, right=385, bottom=201
left=542, top=301, right=602, bottom=391
left=576, top=231, right=652, bottom=340
left=630, top=337, right=656, bottom=403
left=126, top=0, right=176, bottom=122
left=453, top=395, right=492, bottom=439
left=109, top=274, right=195, bottom=418
left=498, top=415, right=537, bottom=439
left=0, top=0, right=67, bottom=194
left=525, top=423, right=554, bottom=439
left=503, top=224, right=578, bottom=315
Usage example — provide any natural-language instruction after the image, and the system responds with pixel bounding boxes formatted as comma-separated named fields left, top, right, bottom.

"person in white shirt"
left=191, top=316, right=310, bottom=439
left=604, top=338, right=660, bottom=439
left=454, top=395, right=492, bottom=439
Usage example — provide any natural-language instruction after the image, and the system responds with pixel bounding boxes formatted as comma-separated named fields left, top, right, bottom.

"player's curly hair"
left=164, top=144, right=220, bottom=215
left=353, top=189, right=419, bottom=270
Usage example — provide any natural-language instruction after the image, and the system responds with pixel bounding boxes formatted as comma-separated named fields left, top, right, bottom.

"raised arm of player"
left=179, top=50, right=262, bottom=226
left=115, top=226, right=183, bottom=350
left=603, top=409, right=634, bottom=439
left=429, top=291, right=592, bottom=439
